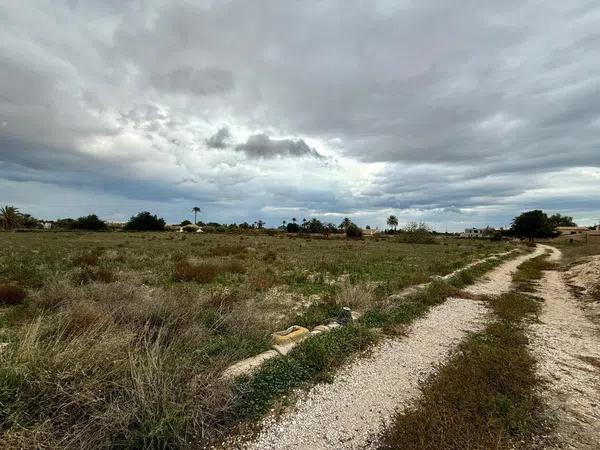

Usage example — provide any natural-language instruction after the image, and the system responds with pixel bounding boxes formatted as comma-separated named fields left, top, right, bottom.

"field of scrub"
left=0, top=231, right=510, bottom=448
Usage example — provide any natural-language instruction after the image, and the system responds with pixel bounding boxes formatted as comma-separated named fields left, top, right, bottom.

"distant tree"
left=124, top=211, right=166, bottom=231
left=365, top=225, right=371, bottom=230
left=510, top=210, right=555, bottom=241
left=256, top=219, right=265, bottom=229
left=306, top=218, right=325, bottom=234
left=292, top=217, right=297, bottom=224
left=55, top=218, right=76, bottom=230
left=73, top=214, right=108, bottom=231
left=345, top=222, right=363, bottom=238
left=395, top=221, right=436, bottom=244
left=192, top=207, right=201, bottom=225
left=339, top=217, right=352, bottom=230
left=180, top=220, right=192, bottom=226
left=387, top=215, right=399, bottom=231
left=0, top=205, right=22, bottom=229
left=548, top=213, right=576, bottom=228
left=324, top=223, right=338, bottom=234
left=286, top=222, right=301, bottom=233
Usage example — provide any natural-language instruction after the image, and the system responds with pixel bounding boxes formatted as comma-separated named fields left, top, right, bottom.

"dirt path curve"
left=237, top=247, right=543, bottom=450
left=464, top=244, right=547, bottom=296
left=528, top=247, right=600, bottom=449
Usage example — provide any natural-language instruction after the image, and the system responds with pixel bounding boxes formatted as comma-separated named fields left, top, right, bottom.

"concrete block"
left=222, top=350, right=279, bottom=380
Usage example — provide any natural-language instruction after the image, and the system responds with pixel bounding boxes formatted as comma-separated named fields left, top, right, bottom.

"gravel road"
left=235, top=246, right=543, bottom=449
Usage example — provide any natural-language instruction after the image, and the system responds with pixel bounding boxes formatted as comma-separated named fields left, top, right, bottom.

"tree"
left=510, top=210, right=556, bottom=241
left=124, top=211, right=166, bottom=231
left=192, top=207, right=201, bottom=225
left=256, top=219, right=265, bottom=229
left=286, top=222, right=300, bottom=233
left=73, top=214, right=108, bottom=231
left=180, top=220, right=192, bottom=226
left=548, top=213, right=576, bottom=228
left=339, top=217, right=352, bottom=230
left=345, top=222, right=363, bottom=238
left=387, top=215, right=399, bottom=232
left=0, top=205, right=22, bottom=229
left=292, top=217, right=297, bottom=224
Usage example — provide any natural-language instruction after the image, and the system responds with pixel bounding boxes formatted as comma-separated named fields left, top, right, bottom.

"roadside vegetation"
left=0, top=230, right=513, bottom=448
left=379, top=252, right=555, bottom=449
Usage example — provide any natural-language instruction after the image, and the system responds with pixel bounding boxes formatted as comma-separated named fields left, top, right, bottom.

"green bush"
left=124, top=212, right=166, bottom=231
left=345, top=223, right=363, bottom=238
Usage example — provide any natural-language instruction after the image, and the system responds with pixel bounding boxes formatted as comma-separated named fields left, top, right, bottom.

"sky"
left=1, top=0, right=599, bottom=231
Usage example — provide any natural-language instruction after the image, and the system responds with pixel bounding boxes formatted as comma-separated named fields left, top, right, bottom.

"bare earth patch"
left=528, top=267, right=600, bottom=449
left=234, top=247, right=542, bottom=449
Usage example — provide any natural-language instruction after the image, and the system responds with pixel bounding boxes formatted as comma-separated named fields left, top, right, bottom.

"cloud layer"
left=0, top=1, right=599, bottom=229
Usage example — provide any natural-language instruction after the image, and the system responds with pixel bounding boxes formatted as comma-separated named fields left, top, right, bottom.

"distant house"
left=42, top=222, right=53, bottom=230
left=362, top=227, right=380, bottom=237
left=460, top=228, right=491, bottom=238
left=556, top=226, right=589, bottom=235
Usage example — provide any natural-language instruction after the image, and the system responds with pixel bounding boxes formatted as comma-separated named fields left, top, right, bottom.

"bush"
left=174, top=260, right=246, bottom=283
left=71, top=267, right=116, bottom=285
left=345, top=223, right=363, bottom=238
left=0, top=283, right=27, bottom=305
left=72, top=214, right=108, bottom=231
left=286, top=223, right=301, bottom=233
left=124, top=211, right=166, bottom=231
left=182, top=224, right=200, bottom=233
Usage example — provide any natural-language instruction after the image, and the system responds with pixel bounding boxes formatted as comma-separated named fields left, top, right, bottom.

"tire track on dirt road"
left=528, top=247, right=600, bottom=450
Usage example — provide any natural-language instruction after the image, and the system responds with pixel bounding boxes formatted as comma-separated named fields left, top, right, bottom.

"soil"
left=528, top=249, right=600, bottom=449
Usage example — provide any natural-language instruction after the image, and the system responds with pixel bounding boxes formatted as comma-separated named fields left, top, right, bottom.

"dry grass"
left=0, top=232, right=514, bottom=447
left=173, top=259, right=246, bottom=283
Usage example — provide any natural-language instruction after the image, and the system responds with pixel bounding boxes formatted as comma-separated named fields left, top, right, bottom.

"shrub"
left=124, top=211, right=166, bottom=231
left=71, top=250, right=101, bottom=266
left=248, top=271, right=276, bottom=290
left=182, top=224, right=200, bottom=233
left=345, top=223, right=363, bottom=238
left=0, top=283, right=27, bottom=305
left=174, top=260, right=246, bottom=283
left=262, top=250, right=277, bottom=263
left=72, top=267, right=116, bottom=285
left=72, top=214, right=108, bottom=231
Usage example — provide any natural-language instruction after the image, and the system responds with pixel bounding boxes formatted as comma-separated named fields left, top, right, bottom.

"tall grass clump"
left=174, top=259, right=246, bottom=283
left=0, top=280, right=272, bottom=448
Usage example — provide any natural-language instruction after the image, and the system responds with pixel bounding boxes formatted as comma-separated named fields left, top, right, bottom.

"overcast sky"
left=1, top=1, right=599, bottom=230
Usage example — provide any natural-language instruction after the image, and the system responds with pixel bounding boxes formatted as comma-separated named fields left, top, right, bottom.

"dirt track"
left=529, top=250, right=600, bottom=449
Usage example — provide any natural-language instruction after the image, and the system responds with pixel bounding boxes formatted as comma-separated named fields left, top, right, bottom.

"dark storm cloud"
left=235, top=134, right=322, bottom=159
left=0, top=0, right=599, bottom=227
left=205, top=127, right=231, bottom=149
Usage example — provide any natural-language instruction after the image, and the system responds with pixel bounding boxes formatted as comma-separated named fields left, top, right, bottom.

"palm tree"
left=192, top=206, right=201, bottom=225
left=292, top=217, right=297, bottom=224
left=0, top=205, right=22, bottom=229
left=387, top=215, right=398, bottom=231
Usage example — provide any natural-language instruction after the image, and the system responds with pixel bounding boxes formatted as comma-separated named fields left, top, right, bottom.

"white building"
left=459, top=228, right=490, bottom=238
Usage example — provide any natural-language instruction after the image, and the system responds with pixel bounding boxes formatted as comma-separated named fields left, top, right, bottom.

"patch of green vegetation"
left=231, top=324, right=377, bottom=420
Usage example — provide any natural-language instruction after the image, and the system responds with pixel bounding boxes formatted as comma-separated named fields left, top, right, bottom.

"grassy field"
left=0, top=231, right=512, bottom=448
